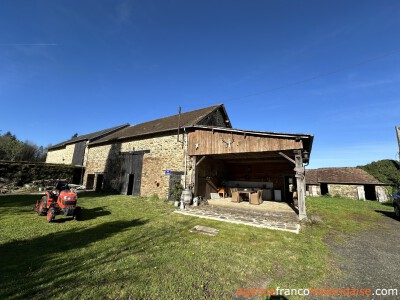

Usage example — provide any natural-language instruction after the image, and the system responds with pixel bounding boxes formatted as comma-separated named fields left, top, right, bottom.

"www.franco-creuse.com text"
left=236, top=287, right=398, bottom=297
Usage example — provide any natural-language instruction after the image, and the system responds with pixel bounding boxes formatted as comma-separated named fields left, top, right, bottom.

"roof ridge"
left=88, top=104, right=226, bottom=145
left=126, top=104, right=222, bottom=127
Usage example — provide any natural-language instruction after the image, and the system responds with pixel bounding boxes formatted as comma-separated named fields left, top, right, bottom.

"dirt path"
left=327, top=210, right=400, bottom=299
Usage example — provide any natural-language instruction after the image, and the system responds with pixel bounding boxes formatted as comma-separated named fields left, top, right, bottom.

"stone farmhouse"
left=305, top=167, right=389, bottom=201
left=46, top=104, right=314, bottom=219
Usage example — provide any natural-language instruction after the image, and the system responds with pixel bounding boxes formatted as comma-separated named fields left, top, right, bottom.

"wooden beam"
left=206, top=177, right=218, bottom=192
left=278, top=151, right=295, bottom=164
left=196, top=155, right=207, bottom=167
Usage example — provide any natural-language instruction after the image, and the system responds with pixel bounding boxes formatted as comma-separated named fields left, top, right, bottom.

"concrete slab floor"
left=174, top=198, right=300, bottom=234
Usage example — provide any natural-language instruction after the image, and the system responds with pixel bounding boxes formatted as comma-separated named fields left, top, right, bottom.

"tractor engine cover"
left=58, top=191, right=77, bottom=209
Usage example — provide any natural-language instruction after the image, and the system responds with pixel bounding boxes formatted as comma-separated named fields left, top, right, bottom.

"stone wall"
left=85, top=133, right=186, bottom=198
left=327, top=184, right=360, bottom=199
left=45, top=144, right=76, bottom=165
left=307, top=183, right=390, bottom=201
left=0, top=161, right=83, bottom=193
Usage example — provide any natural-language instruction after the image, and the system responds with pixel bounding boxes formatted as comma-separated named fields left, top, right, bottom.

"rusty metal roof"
left=90, top=104, right=229, bottom=145
left=48, top=123, right=130, bottom=150
left=306, top=167, right=383, bottom=185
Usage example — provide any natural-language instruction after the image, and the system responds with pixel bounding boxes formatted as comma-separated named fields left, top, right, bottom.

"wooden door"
left=72, top=141, right=86, bottom=166
left=120, top=151, right=147, bottom=196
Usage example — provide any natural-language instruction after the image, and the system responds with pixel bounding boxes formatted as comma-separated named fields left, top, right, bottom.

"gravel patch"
left=325, top=211, right=400, bottom=299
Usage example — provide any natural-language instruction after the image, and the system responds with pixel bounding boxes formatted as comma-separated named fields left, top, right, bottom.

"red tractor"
left=34, top=181, right=81, bottom=222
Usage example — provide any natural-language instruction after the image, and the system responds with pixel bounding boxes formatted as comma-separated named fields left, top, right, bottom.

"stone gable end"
left=46, top=144, right=76, bottom=165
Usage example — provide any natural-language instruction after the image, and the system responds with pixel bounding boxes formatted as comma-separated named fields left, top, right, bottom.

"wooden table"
left=238, top=191, right=252, bottom=202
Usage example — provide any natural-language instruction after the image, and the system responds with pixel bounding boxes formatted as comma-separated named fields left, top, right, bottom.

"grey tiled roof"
left=48, top=123, right=129, bottom=150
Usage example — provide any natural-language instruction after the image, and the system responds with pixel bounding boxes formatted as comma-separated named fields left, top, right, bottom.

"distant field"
left=0, top=193, right=392, bottom=299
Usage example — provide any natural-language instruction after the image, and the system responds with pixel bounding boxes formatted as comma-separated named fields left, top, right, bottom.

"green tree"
left=0, top=131, right=47, bottom=162
left=0, top=132, right=23, bottom=161
left=359, top=159, right=400, bottom=188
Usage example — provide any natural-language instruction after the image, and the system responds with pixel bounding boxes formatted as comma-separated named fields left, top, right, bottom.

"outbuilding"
left=305, top=167, right=389, bottom=201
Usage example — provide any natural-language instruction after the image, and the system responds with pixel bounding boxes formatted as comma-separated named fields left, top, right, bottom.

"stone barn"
left=83, top=105, right=232, bottom=195
left=45, top=104, right=314, bottom=219
left=305, top=167, right=389, bottom=201
left=83, top=104, right=314, bottom=219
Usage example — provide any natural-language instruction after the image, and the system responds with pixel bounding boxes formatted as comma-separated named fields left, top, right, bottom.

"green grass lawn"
left=0, top=193, right=393, bottom=299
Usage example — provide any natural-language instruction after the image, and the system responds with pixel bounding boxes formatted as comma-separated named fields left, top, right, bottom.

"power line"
left=182, top=47, right=400, bottom=110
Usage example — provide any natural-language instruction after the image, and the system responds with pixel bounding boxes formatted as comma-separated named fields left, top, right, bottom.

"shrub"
left=170, top=181, right=183, bottom=202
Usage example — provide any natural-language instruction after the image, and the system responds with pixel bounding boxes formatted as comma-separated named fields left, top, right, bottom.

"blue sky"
left=1, top=0, right=399, bottom=168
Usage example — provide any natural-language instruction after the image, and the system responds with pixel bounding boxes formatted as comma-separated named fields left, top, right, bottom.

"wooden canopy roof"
left=188, top=126, right=313, bottom=158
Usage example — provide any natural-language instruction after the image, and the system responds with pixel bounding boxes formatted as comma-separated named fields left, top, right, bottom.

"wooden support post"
left=279, top=151, right=307, bottom=220
left=294, top=151, right=307, bottom=221
left=190, top=156, right=197, bottom=195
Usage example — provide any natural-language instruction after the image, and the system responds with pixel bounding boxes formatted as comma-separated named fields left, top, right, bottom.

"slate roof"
left=306, top=167, right=383, bottom=185
left=48, top=123, right=130, bottom=150
left=90, top=104, right=230, bottom=145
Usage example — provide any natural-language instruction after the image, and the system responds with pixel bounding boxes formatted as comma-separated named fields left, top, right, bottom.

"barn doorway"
left=120, top=150, right=149, bottom=196
left=364, top=184, right=377, bottom=200
left=127, top=174, right=135, bottom=196
left=95, top=174, right=104, bottom=191
left=86, top=174, right=95, bottom=190
left=320, top=183, right=329, bottom=195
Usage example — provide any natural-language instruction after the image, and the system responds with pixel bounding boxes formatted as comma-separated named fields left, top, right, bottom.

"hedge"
left=0, top=161, right=84, bottom=186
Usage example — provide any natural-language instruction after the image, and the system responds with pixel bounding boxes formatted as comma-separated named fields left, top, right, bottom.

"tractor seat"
left=48, top=190, right=58, bottom=200
left=55, top=181, right=69, bottom=191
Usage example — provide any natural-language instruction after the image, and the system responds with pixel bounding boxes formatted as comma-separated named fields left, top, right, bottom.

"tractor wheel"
left=46, top=207, right=55, bottom=223
left=33, top=200, right=39, bottom=212
left=37, top=197, right=47, bottom=216
left=73, top=207, right=81, bottom=221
